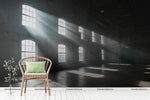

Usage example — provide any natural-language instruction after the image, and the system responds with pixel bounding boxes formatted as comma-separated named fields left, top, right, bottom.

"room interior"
left=0, top=0, right=150, bottom=89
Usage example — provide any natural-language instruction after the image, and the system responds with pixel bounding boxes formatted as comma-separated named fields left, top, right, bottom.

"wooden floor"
left=1, top=65, right=150, bottom=87
left=0, top=88, right=150, bottom=100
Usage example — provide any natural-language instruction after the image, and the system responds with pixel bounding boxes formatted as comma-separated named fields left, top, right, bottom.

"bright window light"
left=79, top=46, right=84, bottom=61
left=78, top=26, right=83, bottom=33
left=101, top=35, right=104, bottom=44
left=21, top=40, right=37, bottom=59
left=101, top=49, right=104, bottom=60
left=58, top=19, right=65, bottom=27
left=92, top=31, right=96, bottom=42
left=22, top=4, right=36, bottom=27
left=58, top=26, right=65, bottom=35
left=58, top=44, right=66, bottom=63
left=58, top=18, right=66, bottom=35
left=81, top=33, right=84, bottom=40
left=78, top=26, right=84, bottom=40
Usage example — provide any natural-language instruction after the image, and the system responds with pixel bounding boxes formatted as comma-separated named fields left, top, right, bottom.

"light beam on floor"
left=86, top=67, right=119, bottom=71
left=67, top=70, right=104, bottom=78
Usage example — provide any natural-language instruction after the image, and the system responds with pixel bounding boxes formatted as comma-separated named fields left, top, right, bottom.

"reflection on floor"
left=138, top=81, right=150, bottom=87
left=1, top=64, right=150, bottom=87
left=107, top=63, right=131, bottom=66
left=13, top=79, right=65, bottom=87
left=144, top=72, right=150, bottom=74
left=146, top=68, right=150, bottom=70
left=86, top=67, right=119, bottom=71
left=67, top=70, right=104, bottom=78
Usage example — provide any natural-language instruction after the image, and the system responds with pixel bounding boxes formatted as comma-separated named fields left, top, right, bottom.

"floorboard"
left=0, top=88, right=150, bottom=100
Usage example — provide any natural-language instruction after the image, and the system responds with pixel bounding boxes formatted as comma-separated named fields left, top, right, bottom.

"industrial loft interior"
left=0, top=0, right=150, bottom=87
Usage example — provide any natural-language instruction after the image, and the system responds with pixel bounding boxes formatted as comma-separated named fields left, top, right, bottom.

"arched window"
left=21, top=40, right=37, bottom=59
left=58, top=44, right=66, bottom=63
left=79, top=46, right=84, bottom=61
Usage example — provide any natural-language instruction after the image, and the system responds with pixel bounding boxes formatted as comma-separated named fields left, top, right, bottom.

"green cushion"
left=26, top=61, right=46, bottom=73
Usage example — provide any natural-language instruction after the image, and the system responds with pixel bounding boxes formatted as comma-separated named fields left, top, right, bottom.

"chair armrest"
left=46, top=60, right=52, bottom=75
left=18, top=60, right=25, bottom=75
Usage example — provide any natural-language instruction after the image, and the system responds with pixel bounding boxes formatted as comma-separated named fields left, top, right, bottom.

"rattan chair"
left=18, top=56, right=52, bottom=96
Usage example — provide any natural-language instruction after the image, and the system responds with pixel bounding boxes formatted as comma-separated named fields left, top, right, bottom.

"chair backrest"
left=19, top=56, right=52, bottom=75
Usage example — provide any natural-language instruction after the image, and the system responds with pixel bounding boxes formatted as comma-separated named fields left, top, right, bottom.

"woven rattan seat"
left=24, top=73, right=47, bottom=79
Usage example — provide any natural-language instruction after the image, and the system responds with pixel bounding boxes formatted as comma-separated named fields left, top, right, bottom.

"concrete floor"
left=48, top=64, right=150, bottom=87
left=1, top=64, right=150, bottom=87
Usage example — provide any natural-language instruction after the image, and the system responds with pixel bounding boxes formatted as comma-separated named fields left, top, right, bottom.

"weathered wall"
left=0, top=0, right=150, bottom=81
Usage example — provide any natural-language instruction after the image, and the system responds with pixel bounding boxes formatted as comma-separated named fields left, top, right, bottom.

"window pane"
left=21, top=46, right=26, bottom=51
left=22, top=5, right=36, bottom=27
left=58, top=44, right=66, bottom=63
left=32, top=46, right=35, bottom=52
left=58, top=18, right=66, bottom=35
left=22, top=40, right=26, bottom=45
left=92, top=31, right=96, bottom=42
left=101, top=49, right=104, bottom=60
left=58, top=19, right=65, bottom=27
left=22, top=5, right=26, bottom=9
left=101, top=35, right=104, bottom=44
left=78, top=26, right=83, bottom=33
left=81, top=33, right=84, bottom=40
left=79, top=26, right=84, bottom=40
left=21, top=53, right=25, bottom=58
left=21, top=40, right=36, bottom=59
left=79, top=47, right=84, bottom=61
left=58, top=26, right=65, bottom=35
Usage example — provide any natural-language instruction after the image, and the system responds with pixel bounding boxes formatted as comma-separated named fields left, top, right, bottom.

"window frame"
left=101, top=35, right=104, bottom=44
left=22, top=4, right=36, bottom=27
left=78, top=26, right=84, bottom=40
left=58, top=44, right=66, bottom=63
left=79, top=46, right=84, bottom=62
left=58, top=18, right=66, bottom=35
left=92, top=31, right=96, bottom=42
left=21, top=39, right=37, bottom=59
left=101, top=49, right=104, bottom=61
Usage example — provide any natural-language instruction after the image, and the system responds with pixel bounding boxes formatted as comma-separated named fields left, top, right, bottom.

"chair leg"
left=24, top=80, right=27, bottom=93
left=20, top=78, right=24, bottom=96
left=46, top=78, right=50, bottom=96
left=44, top=80, right=47, bottom=93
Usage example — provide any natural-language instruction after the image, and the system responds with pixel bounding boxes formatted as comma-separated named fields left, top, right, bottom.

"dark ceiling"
left=50, top=0, right=150, bottom=33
